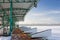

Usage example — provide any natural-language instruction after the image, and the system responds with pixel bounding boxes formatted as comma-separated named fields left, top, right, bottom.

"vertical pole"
left=9, top=0, right=13, bottom=36
left=2, top=9, right=5, bottom=36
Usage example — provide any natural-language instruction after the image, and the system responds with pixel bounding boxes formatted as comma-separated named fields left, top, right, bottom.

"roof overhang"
left=0, top=0, right=38, bottom=21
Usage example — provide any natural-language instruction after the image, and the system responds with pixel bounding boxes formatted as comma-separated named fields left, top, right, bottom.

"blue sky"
left=18, top=0, right=60, bottom=24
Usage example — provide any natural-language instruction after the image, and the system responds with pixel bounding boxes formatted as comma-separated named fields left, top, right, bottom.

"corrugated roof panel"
left=0, top=0, right=38, bottom=26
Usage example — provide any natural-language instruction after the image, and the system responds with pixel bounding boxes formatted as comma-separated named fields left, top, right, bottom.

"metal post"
left=9, top=0, right=13, bottom=36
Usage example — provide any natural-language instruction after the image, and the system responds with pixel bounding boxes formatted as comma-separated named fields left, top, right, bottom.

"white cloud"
left=31, top=13, right=45, bottom=16
left=40, top=10, right=60, bottom=15
left=26, top=17, right=58, bottom=24
left=47, top=10, right=60, bottom=14
left=17, top=10, right=60, bottom=24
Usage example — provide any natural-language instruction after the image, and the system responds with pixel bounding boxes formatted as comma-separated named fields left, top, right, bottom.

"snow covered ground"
left=0, top=26, right=60, bottom=40
left=0, top=34, right=59, bottom=40
left=0, top=36, right=11, bottom=40
left=37, top=26, right=60, bottom=40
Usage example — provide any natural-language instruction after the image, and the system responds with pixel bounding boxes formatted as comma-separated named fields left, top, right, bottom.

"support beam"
left=2, top=9, right=5, bottom=28
left=9, top=0, right=13, bottom=36
left=2, top=8, right=29, bottom=11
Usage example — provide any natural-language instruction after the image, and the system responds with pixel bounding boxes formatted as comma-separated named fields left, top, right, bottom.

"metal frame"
left=0, top=0, right=37, bottom=3
left=0, top=0, right=38, bottom=36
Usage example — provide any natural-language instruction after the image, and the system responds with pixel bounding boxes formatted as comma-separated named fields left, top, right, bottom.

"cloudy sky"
left=17, top=0, right=60, bottom=24
left=17, top=0, right=60, bottom=40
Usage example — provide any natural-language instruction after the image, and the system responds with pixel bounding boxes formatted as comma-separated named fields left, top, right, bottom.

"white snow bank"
left=0, top=36, right=11, bottom=40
